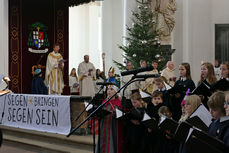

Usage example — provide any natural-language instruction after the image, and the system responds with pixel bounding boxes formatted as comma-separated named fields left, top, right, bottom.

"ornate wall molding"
left=9, top=1, right=22, bottom=93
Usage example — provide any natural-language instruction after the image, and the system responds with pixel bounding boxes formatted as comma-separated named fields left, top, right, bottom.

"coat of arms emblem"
left=27, top=22, right=50, bottom=53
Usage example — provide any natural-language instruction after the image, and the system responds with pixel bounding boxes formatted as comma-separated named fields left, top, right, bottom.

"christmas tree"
left=114, top=0, right=174, bottom=71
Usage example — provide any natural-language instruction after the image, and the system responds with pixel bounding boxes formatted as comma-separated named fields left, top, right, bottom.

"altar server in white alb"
left=45, top=43, right=64, bottom=95
left=78, top=55, right=96, bottom=97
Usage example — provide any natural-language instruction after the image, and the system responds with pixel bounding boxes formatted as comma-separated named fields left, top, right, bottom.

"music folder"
left=166, top=84, right=187, bottom=95
left=140, top=90, right=152, bottom=104
left=115, top=108, right=131, bottom=120
left=174, top=121, right=192, bottom=142
left=86, top=104, right=111, bottom=119
left=141, top=112, right=158, bottom=130
left=191, top=80, right=212, bottom=97
left=186, top=116, right=209, bottom=132
left=185, top=129, right=226, bottom=153
left=158, top=117, right=179, bottom=134
left=189, top=104, right=212, bottom=130
left=211, top=78, right=229, bottom=91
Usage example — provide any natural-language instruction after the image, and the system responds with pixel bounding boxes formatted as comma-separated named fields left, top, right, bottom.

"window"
left=215, top=24, right=229, bottom=63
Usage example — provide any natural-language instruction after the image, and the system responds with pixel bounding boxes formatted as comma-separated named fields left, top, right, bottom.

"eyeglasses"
left=224, top=101, right=229, bottom=106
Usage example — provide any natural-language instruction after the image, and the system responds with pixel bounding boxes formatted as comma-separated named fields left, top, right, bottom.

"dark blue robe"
left=106, top=77, right=119, bottom=87
left=208, top=117, right=229, bottom=153
left=31, top=76, right=48, bottom=95
left=170, top=79, right=196, bottom=121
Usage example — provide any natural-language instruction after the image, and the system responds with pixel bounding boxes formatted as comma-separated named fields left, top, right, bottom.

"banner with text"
left=0, top=94, right=71, bottom=135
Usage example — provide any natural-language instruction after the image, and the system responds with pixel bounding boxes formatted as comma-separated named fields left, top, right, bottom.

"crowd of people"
left=31, top=43, right=229, bottom=153
left=92, top=60, right=229, bottom=153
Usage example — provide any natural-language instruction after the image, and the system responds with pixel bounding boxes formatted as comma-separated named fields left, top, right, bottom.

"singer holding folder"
left=96, top=85, right=122, bottom=153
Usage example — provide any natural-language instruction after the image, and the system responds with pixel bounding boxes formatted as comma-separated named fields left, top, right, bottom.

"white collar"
left=181, top=77, right=187, bottom=81
left=220, top=116, right=229, bottom=122
left=166, top=67, right=174, bottom=72
left=220, top=77, right=229, bottom=81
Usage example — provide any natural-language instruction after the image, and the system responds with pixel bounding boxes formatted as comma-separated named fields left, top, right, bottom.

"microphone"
left=133, top=74, right=160, bottom=79
left=121, top=66, right=154, bottom=76
left=96, top=82, right=115, bottom=86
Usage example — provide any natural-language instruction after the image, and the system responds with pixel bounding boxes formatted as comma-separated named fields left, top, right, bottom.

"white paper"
left=142, top=112, right=151, bottom=121
left=190, top=104, right=212, bottom=127
left=140, top=90, right=151, bottom=98
left=164, top=82, right=172, bottom=90
left=116, top=108, right=125, bottom=118
left=84, top=102, right=93, bottom=112
left=185, top=128, right=194, bottom=142
left=159, top=115, right=166, bottom=124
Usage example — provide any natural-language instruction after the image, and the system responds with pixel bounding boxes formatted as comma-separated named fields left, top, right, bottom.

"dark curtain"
left=9, top=0, right=69, bottom=94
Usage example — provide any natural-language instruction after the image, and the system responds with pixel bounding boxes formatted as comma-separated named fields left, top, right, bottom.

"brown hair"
left=130, top=92, right=142, bottom=101
left=207, top=91, right=226, bottom=115
left=70, top=68, right=78, bottom=81
left=155, top=77, right=164, bottom=84
left=221, top=62, right=229, bottom=78
left=180, top=63, right=192, bottom=80
left=158, top=106, right=172, bottom=117
left=140, top=60, right=146, bottom=65
left=199, top=62, right=217, bottom=85
left=53, top=43, right=60, bottom=48
left=152, top=90, right=163, bottom=98
left=130, top=92, right=146, bottom=107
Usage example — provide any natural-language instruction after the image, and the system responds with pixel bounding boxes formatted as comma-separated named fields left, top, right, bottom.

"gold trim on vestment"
left=49, top=53, right=62, bottom=60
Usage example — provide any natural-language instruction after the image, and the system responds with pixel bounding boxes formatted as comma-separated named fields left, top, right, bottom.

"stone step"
left=0, top=125, right=95, bottom=153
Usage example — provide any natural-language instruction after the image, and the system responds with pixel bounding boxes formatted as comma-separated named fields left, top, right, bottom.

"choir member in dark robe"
left=146, top=91, right=176, bottom=153
left=211, top=62, right=229, bottom=91
left=170, top=63, right=195, bottom=121
left=31, top=69, right=48, bottom=95
left=208, top=91, right=229, bottom=153
left=154, top=77, right=172, bottom=111
left=178, top=95, right=202, bottom=153
left=125, top=92, right=147, bottom=153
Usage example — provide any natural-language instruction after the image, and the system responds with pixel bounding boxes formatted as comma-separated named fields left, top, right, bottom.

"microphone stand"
left=120, top=76, right=145, bottom=153
left=68, top=76, right=143, bottom=135
left=71, top=85, right=104, bottom=153
left=73, top=86, right=104, bottom=122
left=67, top=78, right=134, bottom=136
left=67, top=75, right=148, bottom=153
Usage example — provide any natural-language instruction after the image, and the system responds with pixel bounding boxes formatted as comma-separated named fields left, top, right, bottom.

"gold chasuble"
left=45, top=51, right=64, bottom=95
left=144, top=69, right=159, bottom=94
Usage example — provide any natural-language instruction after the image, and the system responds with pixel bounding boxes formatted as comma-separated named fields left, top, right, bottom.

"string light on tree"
left=114, top=0, right=174, bottom=70
left=155, top=54, right=160, bottom=58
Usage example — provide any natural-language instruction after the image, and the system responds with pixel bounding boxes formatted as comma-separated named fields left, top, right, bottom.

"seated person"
left=31, top=69, right=48, bottom=95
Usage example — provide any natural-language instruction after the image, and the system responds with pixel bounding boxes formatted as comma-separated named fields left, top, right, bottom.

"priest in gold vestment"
left=45, top=44, right=64, bottom=95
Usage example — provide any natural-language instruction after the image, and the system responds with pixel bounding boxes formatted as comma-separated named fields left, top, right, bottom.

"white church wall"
left=101, top=0, right=124, bottom=75
left=0, top=0, right=8, bottom=76
left=173, top=0, right=213, bottom=84
left=69, top=3, right=101, bottom=73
